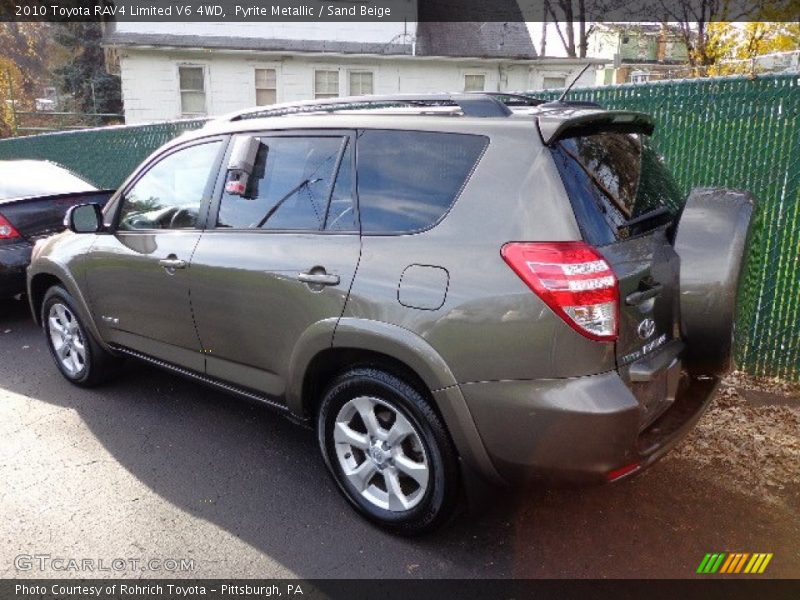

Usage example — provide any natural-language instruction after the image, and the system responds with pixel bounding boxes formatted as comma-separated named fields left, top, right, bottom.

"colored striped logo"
left=696, top=552, right=773, bottom=574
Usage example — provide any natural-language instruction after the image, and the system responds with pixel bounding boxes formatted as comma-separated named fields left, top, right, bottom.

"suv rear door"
left=188, top=131, right=359, bottom=400
left=551, top=130, right=684, bottom=428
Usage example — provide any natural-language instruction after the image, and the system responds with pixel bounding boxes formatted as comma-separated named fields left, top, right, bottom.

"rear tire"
left=317, top=367, right=459, bottom=535
left=42, top=286, right=121, bottom=387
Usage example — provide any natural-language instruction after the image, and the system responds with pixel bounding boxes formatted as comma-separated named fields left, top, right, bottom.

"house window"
left=349, top=71, right=373, bottom=95
left=179, top=66, right=206, bottom=116
left=255, top=68, right=277, bottom=106
left=463, top=74, right=485, bottom=92
left=543, top=76, right=566, bottom=89
left=314, top=70, right=339, bottom=99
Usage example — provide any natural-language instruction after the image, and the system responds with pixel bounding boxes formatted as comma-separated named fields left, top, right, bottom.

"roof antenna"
left=556, top=63, right=592, bottom=103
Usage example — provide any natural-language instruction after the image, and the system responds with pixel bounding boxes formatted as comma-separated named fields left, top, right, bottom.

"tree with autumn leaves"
left=0, top=23, right=51, bottom=136
left=0, top=22, right=121, bottom=137
left=664, top=0, right=800, bottom=68
left=539, top=0, right=799, bottom=68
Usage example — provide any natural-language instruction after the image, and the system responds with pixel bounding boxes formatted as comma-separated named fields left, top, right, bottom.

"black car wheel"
left=318, top=367, right=459, bottom=535
left=42, top=286, right=120, bottom=387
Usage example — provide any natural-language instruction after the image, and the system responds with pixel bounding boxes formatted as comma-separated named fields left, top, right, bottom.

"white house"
left=587, top=23, right=690, bottom=85
left=103, top=21, right=605, bottom=124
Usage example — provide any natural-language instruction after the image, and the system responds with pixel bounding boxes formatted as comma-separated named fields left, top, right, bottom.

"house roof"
left=415, top=22, right=537, bottom=59
left=414, top=0, right=536, bottom=59
left=103, top=31, right=415, bottom=57
left=103, top=18, right=538, bottom=61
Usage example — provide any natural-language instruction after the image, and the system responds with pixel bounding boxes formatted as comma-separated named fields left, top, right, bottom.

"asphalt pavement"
left=1, top=296, right=797, bottom=579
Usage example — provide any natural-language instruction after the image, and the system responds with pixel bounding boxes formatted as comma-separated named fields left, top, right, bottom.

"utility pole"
left=7, top=69, right=18, bottom=136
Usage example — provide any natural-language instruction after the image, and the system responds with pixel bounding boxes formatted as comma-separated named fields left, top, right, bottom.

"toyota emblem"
left=637, top=318, right=656, bottom=340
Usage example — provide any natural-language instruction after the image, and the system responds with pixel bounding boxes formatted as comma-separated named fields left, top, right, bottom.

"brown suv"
left=27, top=94, right=754, bottom=534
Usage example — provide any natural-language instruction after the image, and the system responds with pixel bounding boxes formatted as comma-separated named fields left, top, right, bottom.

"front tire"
left=317, top=367, right=459, bottom=535
left=42, top=286, right=120, bottom=387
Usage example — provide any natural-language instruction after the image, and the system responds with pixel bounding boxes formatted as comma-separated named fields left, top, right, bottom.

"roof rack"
left=468, top=91, right=547, bottom=107
left=220, top=93, right=514, bottom=122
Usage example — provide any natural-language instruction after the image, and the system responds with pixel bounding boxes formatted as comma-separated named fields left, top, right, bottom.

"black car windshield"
left=0, top=160, right=96, bottom=201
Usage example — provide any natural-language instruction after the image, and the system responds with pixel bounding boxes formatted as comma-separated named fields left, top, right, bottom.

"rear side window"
left=216, top=136, right=350, bottom=231
left=356, top=130, right=487, bottom=233
left=551, top=133, right=683, bottom=246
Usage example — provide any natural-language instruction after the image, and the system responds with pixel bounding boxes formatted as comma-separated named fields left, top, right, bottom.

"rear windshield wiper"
left=623, top=206, right=673, bottom=230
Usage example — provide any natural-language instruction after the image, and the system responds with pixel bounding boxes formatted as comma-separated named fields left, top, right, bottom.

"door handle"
left=625, top=282, right=663, bottom=306
left=296, top=271, right=340, bottom=286
left=159, top=257, right=187, bottom=270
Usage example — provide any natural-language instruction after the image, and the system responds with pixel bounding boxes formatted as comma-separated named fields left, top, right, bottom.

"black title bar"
left=1, top=0, right=798, bottom=22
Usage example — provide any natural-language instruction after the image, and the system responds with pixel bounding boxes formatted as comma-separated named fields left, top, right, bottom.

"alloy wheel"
left=48, top=303, right=86, bottom=376
left=333, top=395, right=430, bottom=512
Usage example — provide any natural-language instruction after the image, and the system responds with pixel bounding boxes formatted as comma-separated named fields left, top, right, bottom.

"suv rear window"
left=551, top=133, right=683, bottom=246
left=356, top=130, right=487, bottom=233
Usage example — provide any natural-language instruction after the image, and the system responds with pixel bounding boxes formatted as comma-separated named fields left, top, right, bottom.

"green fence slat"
left=0, top=119, right=207, bottom=189
left=530, top=74, right=800, bottom=382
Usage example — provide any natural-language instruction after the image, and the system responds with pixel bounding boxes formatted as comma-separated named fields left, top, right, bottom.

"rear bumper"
left=0, top=240, right=32, bottom=298
left=460, top=369, right=718, bottom=485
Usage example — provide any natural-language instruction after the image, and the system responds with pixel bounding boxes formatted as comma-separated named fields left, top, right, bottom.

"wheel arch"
left=288, top=317, right=504, bottom=486
left=300, top=347, right=440, bottom=423
left=29, top=272, right=64, bottom=325
left=27, top=263, right=107, bottom=350
left=287, top=318, right=458, bottom=419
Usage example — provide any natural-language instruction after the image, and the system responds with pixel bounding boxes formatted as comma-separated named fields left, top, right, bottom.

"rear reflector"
left=606, top=462, right=641, bottom=482
left=501, top=241, right=618, bottom=341
left=0, top=213, right=21, bottom=240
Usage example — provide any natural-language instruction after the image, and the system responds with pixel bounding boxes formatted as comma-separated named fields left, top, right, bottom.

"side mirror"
left=65, top=203, right=103, bottom=233
left=225, top=135, right=262, bottom=197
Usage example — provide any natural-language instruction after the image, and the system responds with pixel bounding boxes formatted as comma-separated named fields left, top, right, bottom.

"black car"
left=0, top=160, right=112, bottom=299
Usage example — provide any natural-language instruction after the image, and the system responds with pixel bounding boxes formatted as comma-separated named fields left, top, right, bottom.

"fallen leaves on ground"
left=669, top=377, right=800, bottom=505
left=725, top=370, right=800, bottom=397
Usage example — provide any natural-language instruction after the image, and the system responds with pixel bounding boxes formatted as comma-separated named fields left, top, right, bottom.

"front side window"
left=349, top=71, right=373, bottom=95
left=255, top=68, right=277, bottom=106
left=315, top=70, right=339, bottom=99
left=216, top=136, right=352, bottom=231
left=117, top=141, right=221, bottom=231
left=179, top=66, right=206, bottom=116
left=357, top=130, right=488, bottom=233
left=464, top=74, right=485, bottom=92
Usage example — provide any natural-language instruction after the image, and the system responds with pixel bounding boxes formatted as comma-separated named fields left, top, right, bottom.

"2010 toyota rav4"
left=27, top=94, right=754, bottom=534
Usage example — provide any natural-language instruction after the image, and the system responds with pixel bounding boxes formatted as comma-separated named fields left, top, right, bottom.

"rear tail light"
left=606, top=462, right=641, bottom=482
left=0, top=213, right=21, bottom=240
left=501, top=241, right=618, bottom=341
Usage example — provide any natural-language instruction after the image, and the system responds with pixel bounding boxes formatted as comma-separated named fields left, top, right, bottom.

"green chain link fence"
left=533, top=74, right=800, bottom=381
left=0, top=119, right=207, bottom=189
left=0, top=74, right=796, bottom=380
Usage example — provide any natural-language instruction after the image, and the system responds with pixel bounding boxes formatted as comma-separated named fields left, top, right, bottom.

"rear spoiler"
left=537, top=110, right=655, bottom=146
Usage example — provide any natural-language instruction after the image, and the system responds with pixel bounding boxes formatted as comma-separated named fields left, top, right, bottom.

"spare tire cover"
left=674, top=188, right=755, bottom=376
